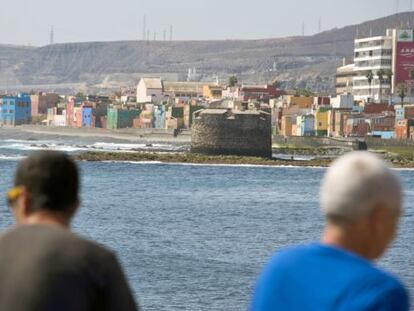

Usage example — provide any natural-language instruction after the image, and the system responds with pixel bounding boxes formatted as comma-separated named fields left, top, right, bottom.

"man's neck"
left=23, top=211, right=71, bottom=229
left=321, top=224, right=374, bottom=261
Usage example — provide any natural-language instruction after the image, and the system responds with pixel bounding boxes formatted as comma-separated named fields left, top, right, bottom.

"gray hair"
left=320, top=152, right=402, bottom=223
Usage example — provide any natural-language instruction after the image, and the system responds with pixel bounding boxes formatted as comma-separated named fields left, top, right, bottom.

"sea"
left=0, top=138, right=413, bottom=311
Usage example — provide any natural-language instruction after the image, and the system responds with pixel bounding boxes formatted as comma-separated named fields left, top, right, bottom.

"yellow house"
left=285, top=96, right=313, bottom=109
left=315, top=110, right=329, bottom=136
left=203, top=85, right=223, bottom=100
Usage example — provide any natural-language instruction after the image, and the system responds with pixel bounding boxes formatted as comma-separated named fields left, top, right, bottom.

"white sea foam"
left=0, top=154, right=25, bottom=161
left=0, top=139, right=181, bottom=154
left=94, top=160, right=326, bottom=170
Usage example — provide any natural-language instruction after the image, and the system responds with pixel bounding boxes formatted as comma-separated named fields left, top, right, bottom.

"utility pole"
left=302, top=22, right=305, bottom=36
left=163, top=29, right=167, bottom=41
left=153, top=31, right=157, bottom=41
left=170, top=24, right=173, bottom=41
left=143, top=15, right=146, bottom=41
left=50, top=25, right=54, bottom=45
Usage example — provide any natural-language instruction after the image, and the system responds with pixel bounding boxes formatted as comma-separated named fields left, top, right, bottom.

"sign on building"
left=395, top=30, right=414, bottom=85
left=397, top=29, right=414, bottom=42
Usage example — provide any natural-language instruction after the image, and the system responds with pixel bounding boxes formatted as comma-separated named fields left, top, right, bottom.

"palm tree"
left=384, top=69, right=393, bottom=104
left=377, top=69, right=385, bottom=103
left=397, top=83, right=408, bottom=107
left=366, top=70, right=374, bottom=103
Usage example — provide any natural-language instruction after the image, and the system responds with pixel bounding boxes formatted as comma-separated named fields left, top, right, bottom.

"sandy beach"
left=0, top=125, right=191, bottom=145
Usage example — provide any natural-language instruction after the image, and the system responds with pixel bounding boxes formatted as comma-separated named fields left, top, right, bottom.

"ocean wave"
left=0, top=154, right=25, bottom=161
left=0, top=139, right=181, bottom=154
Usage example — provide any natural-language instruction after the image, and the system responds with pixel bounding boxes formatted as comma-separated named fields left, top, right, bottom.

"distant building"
left=107, top=107, right=140, bottom=129
left=313, top=96, right=331, bottom=109
left=279, top=95, right=313, bottom=109
left=153, top=105, right=166, bottom=129
left=30, top=93, right=59, bottom=117
left=203, top=85, right=223, bottom=100
left=296, top=114, right=315, bottom=136
left=315, top=109, right=329, bottom=136
left=280, top=115, right=297, bottom=136
left=82, top=106, right=93, bottom=127
left=0, top=93, right=31, bottom=126
left=164, top=81, right=205, bottom=100
left=353, top=30, right=393, bottom=102
left=328, top=109, right=351, bottom=137
left=331, top=94, right=354, bottom=109
left=395, top=119, right=414, bottom=139
left=395, top=105, right=414, bottom=121
left=223, top=85, right=285, bottom=102
left=345, top=115, right=370, bottom=137
left=46, top=107, right=66, bottom=127
left=363, top=103, right=394, bottom=115
left=136, top=78, right=164, bottom=103
left=336, top=59, right=355, bottom=95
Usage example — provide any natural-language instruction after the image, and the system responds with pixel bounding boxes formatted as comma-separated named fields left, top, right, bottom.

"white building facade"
left=136, top=78, right=164, bottom=104
left=353, top=30, right=393, bottom=102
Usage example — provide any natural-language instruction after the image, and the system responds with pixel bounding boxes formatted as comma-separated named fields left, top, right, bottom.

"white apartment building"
left=353, top=29, right=394, bottom=102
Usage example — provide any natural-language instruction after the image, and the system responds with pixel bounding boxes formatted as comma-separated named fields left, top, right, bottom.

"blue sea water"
left=0, top=140, right=413, bottom=311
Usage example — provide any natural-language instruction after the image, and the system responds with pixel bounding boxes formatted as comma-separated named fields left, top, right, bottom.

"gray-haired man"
left=251, top=151, right=409, bottom=311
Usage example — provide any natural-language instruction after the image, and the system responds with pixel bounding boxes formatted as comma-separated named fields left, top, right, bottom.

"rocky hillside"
left=1, top=12, right=413, bottom=94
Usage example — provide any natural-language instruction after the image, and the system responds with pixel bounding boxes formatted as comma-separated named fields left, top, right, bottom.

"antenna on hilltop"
left=302, top=22, right=305, bottom=36
left=163, top=29, right=167, bottom=41
left=169, top=24, right=173, bottom=41
left=50, top=26, right=54, bottom=45
left=318, top=17, right=322, bottom=33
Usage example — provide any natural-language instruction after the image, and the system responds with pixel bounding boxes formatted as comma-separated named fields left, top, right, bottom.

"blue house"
left=82, top=106, right=93, bottom=127
left=153, top=105, right=166, bottom=129
left=0, top=93, right=31, bottom=125
left=296, top=114, right=315, bottom=136
left=395, top=106, right=405, bottom=121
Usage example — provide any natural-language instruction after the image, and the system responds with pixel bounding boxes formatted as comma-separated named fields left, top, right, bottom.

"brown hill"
left=1, top=12, right=413, bottom=93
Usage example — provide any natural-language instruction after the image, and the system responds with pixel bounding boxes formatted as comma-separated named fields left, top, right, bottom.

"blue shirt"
left=251, top=243, right=409, bottom=311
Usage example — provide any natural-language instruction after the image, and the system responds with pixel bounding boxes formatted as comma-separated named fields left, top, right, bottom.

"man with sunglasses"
left=0, top=151, right=138, bottom=311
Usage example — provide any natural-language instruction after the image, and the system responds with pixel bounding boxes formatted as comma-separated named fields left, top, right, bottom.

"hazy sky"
left=1, top=0, right=411, bottom=46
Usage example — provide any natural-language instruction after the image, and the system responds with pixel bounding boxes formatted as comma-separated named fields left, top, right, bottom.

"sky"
left=0, top=0, right=412, bottom=46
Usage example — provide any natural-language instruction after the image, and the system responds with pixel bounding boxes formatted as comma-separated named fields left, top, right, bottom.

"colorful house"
left=82, top=106, right=93, bottom=127
left=153, top=105, right=166, bottom=129
left=315, top=109, right=329, bottom=136
left=107, top=107, right=140, bottom=129
left=280, top=115, right=296, bottom=136
left=203, top=85, right=223, bottom=100
left=0, top=93, right=31, bottom=125
left=395, top=119, right=414, bottom=140
left=296, top=114, right=315, bottom=136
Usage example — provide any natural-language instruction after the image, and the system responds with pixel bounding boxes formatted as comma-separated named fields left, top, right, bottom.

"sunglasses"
left=6, top=186, right=24, bottom=207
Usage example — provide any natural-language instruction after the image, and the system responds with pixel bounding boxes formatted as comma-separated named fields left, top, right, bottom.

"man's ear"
left=369, top=205, right=388, bottom=235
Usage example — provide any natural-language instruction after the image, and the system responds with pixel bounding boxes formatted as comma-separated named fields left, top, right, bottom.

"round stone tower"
left=191, top=109, right=272, bottom=158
